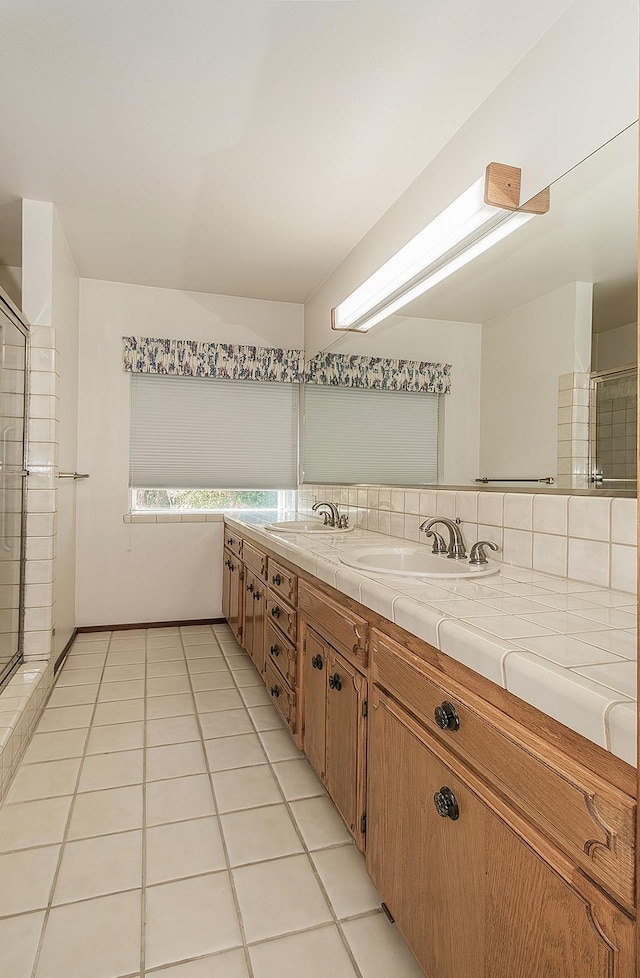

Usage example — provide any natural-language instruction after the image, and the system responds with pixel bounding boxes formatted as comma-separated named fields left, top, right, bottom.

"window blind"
left=130, top=374, right=299, bottom=490
left=303, top=385, right=439, bottom=484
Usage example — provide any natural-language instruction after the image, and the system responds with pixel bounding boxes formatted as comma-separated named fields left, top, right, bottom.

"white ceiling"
left=0, top=0, right=574, bottom=302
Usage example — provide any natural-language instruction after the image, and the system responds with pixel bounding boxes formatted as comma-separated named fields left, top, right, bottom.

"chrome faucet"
left=420, top=517, right=467, bottom=559
left=312, top=500, right=349, bottom=529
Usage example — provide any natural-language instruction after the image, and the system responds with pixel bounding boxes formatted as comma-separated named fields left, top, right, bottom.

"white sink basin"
left=340, top=546, right=499, bottom=579
left=265, top=519, right=353, bottom=534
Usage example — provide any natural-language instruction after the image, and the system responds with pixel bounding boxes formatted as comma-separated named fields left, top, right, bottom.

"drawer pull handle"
left=433, top=787, right=459, bottom=821
left=270, top=685, right=280, bottom=699
left=227, top=537, right=234, bottom=546
left=228, top=562, right=235, bottom=572
left=311, top=654, right=323, bottom=670
left=225, top=559, right=231, bottom=569
left=246, top=583, right=254, bottom=593
left=272, top=573, right=282, bottom=586
left=271, top=606, right=281, bottom=619
left=329, top=672, right=342, bottom=691
left=434, top=702, right=460, bottom=732
left=270, top=645, right=280, bottom=657
left=253, top=592, right=261, bottom=601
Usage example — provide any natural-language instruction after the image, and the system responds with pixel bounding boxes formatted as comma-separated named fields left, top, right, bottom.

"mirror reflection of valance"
left=305, top=352, right=451, bottom=393
left=122, top=337, right=304, bottom=383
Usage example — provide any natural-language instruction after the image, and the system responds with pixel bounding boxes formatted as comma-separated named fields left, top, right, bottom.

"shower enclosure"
left=590, top=366, right=638, bottom=492
left=0, top=289, right=28, bottom=691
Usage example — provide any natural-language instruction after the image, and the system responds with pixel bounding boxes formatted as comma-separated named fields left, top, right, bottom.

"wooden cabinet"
left=301, top=624, right=367, bottom=849
left=367, top=686, right=635, bottom=978
left=244, top=569, right=266, bottom=674
left=222, top=549, right=244, bottom=645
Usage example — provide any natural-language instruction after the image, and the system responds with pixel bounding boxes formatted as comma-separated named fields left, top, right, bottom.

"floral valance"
left=122, top=336, right=304, bottom=383
left=305, top=352, right=451, bottom=394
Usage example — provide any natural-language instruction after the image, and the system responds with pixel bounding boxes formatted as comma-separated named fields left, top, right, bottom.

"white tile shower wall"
left=24, top=325, right=58, bottom=662
left=299, top=486, right=637, bottom=594
left=557, top=372, right=590, bottom=490
left=0, top=658, right=55, bottom=801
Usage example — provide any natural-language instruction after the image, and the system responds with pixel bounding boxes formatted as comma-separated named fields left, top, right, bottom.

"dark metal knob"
left=329, top=672, right=342, bottom=691
left=271, top=606, right=280, bottom=619
left=246, top=583, right=254, bottom=593
left=228, top=562, right=235, bottom=572
left=227, top=537, right=234, bottom=546
left=434, top=701, right=460, bottom=732
left=270, top=685, right=280, bottom=698
left=225, top=559, right=231, bottom=569
left=311, top=654, right=323, bottom=670
left=253, top=591, right=260, bottom=601
left=270, top=644, right=280, bottom=657
left=272, top=574, right=282, bottom=586
left=433, top=787, right=459, bottom=820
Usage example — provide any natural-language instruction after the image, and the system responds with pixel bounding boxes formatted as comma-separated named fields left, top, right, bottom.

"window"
left=129, top=374, right=299, bottom=509
left=303, top=385, right=439, bottom=484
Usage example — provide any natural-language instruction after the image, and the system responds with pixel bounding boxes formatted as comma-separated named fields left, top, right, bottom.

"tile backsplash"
left=298, top=485, right=637, bottom=594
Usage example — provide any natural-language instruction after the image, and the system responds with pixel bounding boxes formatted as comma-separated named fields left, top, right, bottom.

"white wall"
left=304, top=0, right=638, bottom=359
left=479, top=282, right=592, bottom=479
left=76, top=279, right=304, bottom=626
left=592, top=322, right=637, bottom=372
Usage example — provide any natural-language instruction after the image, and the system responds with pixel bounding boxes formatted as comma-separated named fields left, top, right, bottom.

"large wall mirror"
left=304, top=122, right=638, bottom=496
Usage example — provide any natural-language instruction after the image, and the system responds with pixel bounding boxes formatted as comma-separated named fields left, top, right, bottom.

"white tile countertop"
left=225, top=512, right=638, bottom=766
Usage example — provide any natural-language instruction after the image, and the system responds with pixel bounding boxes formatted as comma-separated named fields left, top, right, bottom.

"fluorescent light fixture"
left=332, top=164, right=549, bottom=333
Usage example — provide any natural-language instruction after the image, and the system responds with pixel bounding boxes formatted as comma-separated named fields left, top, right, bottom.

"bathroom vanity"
left=222, top=514, right=637, bottom=977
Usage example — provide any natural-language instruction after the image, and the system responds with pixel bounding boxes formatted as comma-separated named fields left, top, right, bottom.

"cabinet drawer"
left=266, top=595, right=297, bottom=643
left=268, top=559, right=297, bottom=606
left=224, top=529, right=243, bottom=558
left=243, top=541, right=267, bottom=580
left=371, top=629, right=636, bottom=911
left=265, top=620, right=297, bottom=688
left=299, top=581, right=368, bottom=671
left=265, top=659, right=297, bottom=733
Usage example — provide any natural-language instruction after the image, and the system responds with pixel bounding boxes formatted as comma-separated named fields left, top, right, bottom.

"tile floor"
left=0, top=623, right=423, bottom=978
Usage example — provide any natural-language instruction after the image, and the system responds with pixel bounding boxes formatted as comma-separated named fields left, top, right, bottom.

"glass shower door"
left=0, top=297, right=28, bottom=690
left=590, top=367, right=638, bottom=492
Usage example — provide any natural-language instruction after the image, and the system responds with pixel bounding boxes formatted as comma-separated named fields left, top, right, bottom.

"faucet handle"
left=469, top=540, right=500, bottom=566
left=424, top=529, right=447, bottom=555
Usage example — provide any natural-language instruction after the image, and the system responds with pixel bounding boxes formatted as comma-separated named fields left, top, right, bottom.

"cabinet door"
left=367, top=688, right=636, bottom=978
left=302, top=627, right=328, bottom=781
left=222, top=551, right=232, bottom=622
left=326, top=649, right=367, bottom=845
left=243, top=570, right=257, bottom=663
left=228, top=559, right=244, bottom=645
left=250, top=576, right=267, bottom=675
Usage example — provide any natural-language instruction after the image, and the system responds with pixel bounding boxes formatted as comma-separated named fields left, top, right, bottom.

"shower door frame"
left=0, top=286, right=29, bottom=692
left=589, top=362, right=638, bottom=491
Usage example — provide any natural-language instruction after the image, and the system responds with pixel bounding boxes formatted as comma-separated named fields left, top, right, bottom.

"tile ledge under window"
left=124, top=512, right=225, bottom=524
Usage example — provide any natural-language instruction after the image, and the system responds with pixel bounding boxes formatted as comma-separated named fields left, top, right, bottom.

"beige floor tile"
left=36, top=704, right=94, bottom=733
left=248, top=704, right=286, bottom=732
left=311, top=844, right=381, bottom=919
left=78, top=749, right=144, bottom=792
left=233, top=668, right=263, bottom=688
left=106, top=647, right=146, bottom=665
left=22, top=729, right=88, bottom=764
left=259, top=728, right=302, bottom=762
left=67, top=785, right=143, bottom=840
left=0, top=796, right=72, bottom=852
left=64, top=652, right=107, bottom=670
left=221, top=804, right=303, bottom=866
left=341, top=912, right=424, bottom=977
left=190, top=671, right=235, bottom=691
left=181, top=632, right=218, bottom=646
left=0, top=845, right=60, bottom=915
left=145, top=872, right=242, bottom=969
left=98, top=679, right=145, bottom=702
left=188, top=656, right=232, bottom=674
left=72, top=636, right=110, bottom=649
left=239, top=685, right=272, bottom=708
left=147, top=646, right=184, bottom=661
left=227, top=654, right=254, bottom=672
left=185, top=645, right=223, bottom=659
left=102, top=663, right=145, bottom=682
left=53, top=830, right=142, bottom=904
left=0, top=911, right=46, bottom=976
left=6, top=757, right=81, bottom=803
left=146, top=714, right=201, bottom=747
left=146, top=637, right=183, bottom=650
left=250, top=925, right=358, bottom=978
left=47, top=684, right=100, bottom=708
left=290, top=796, right=352, bottom=850
left=233, top=854, right=332, bottom=942
left=147, top=659, right=188, bottom=678
left=146, top=742, right=207, bottom=782
left=199, top=709, right=254, bottom=740
left=146, top=817, right=226, bottom=884
left=149, top=948, right=249, bottom=977
left=148, top=675, right=192, bottom=697
left=272, top=759, right=325, bottom=801
left=205, top=734, right=266, bottom=772
left=86, top=720, right=145, bottom=754
left=146, top=693, right=196, bottom=720
left=55, top=667, right=103, bottom=687
left=145, top=774, right=215, bottom=826
left=212, top=764, right=282, bottom=813
left=195, top=689, right=244, bottom=713
left=93, top=699, right=145, bottom=729
left=112, top=628, right=146, bottom=637
left=107, top=638, right=146, bottom=652
left=35, top=889, right=142, bottom=978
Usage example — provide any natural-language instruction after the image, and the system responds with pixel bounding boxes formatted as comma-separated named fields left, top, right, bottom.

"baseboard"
left=54, top=627, right=79, bottom=674
left=76, top=617, right=226, bottom=634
